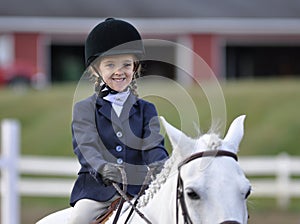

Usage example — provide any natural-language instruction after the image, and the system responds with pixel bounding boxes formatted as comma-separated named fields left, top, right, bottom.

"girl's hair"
left=85, top=59, right=142, bottom=97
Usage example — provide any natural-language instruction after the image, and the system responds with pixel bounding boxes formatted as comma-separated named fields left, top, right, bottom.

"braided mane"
left=137, top=154, right=176, bottom=208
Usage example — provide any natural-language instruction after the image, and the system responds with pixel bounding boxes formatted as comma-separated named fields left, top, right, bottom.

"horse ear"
left=160, top=116, right=192, bottom=152
left=223, top=115, right=246, bottom=153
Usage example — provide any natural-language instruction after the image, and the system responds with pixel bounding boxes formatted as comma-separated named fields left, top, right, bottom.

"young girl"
left=68, top=18, right=168, bottom=224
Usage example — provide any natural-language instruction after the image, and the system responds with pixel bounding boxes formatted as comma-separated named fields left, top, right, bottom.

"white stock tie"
left=103, top=89, right=130, bottom=106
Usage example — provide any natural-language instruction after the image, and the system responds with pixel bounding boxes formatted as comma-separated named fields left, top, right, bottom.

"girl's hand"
left=100, top=163, right=123, bottom=185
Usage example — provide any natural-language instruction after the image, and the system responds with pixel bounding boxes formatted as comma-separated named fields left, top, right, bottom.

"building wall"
left=191, top=34, right=220, bottom=79
left=1, top=18, right=300, bottom=84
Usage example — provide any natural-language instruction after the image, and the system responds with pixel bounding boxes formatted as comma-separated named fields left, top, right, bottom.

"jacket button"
left=116, top=145, right=123, bottom=152
left=116, top=131, right=123, bottom=138
left=117, top=158, right=123, bottom=164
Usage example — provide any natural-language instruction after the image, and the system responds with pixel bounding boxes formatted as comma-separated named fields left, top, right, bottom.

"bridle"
left=176, top=150, right=238, bottom=224
left=111, top=150, right=238, bottom=224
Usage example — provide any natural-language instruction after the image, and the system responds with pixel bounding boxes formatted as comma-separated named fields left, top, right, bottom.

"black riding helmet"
left=85, top=18, right=145, bottom=66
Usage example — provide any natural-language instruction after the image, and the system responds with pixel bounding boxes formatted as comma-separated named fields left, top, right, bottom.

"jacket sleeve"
left=141, top=102, right=169, bottom=164
left=72, top=96, right=107, bottom=174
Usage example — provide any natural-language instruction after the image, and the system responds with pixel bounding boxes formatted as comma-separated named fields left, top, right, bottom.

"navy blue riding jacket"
left=70, top=93, right=168, bottom=206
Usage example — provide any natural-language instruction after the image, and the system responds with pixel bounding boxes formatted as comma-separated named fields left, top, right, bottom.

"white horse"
left=37, top=115, right=251, bottom=224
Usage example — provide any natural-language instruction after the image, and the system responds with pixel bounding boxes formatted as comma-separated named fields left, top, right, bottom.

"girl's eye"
left=124, top=63, right=133, bottom=68
left=106, top=64, right=114, bottom=68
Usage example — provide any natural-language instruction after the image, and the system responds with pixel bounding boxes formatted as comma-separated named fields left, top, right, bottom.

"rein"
left=111, top=166, right=154, bottom=224
left=112, top=183, right=152, bottom=224
left=176, top=150, right=238, bottom=224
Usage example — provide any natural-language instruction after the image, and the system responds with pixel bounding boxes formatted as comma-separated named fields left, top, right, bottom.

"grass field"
left=1, top=78, right=300, bottom=223
left=1, top=78, right=300, bottom=156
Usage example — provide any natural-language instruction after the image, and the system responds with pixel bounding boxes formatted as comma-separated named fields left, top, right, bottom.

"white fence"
left=241, top=153, right=300, bottom=208
left=1, top=119, right=300, bottom=224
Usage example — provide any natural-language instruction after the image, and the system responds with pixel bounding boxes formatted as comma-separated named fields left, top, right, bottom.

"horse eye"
left=245, top=187, right=251, bottom=199
left=186, top=188, right=200, bottom=200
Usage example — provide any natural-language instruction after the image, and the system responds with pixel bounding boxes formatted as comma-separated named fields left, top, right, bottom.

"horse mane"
left=137, top=131, right=222, bottom=208
left=137, top=153, right=176, bottom=208
left=199, top=133, right=222, bottom=151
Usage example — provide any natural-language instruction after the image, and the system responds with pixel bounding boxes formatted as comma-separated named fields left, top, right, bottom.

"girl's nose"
left=114, top=66, right=126, bottom=74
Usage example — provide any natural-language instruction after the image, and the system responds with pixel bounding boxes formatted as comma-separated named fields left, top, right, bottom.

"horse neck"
left=139, top=169, right=178, bottom=223
left=134, top=155, right=180, bottom=223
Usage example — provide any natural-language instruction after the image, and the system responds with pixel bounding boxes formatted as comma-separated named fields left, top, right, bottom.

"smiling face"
left=97, top=54, right=136, bottom=92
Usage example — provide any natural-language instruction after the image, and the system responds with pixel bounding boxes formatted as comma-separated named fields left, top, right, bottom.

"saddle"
left=91, top=198, right=122, bottom=224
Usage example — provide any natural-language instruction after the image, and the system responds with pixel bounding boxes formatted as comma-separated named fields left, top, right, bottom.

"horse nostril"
left=220, top=221, right=240, bottom=224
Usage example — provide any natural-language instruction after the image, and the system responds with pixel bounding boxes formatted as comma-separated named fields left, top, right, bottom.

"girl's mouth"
left=112, top=77, right=126, bottom=82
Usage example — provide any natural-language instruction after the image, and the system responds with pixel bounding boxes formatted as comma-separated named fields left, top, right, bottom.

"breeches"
left=67, top=195, right=120, bottom=224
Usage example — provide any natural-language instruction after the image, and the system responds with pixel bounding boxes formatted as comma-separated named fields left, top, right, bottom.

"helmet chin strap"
left=91, top=62, right=137, bottom=97
left=98, top=83, right=119, bottom=97
left=90, top=63, right=117, bottom=96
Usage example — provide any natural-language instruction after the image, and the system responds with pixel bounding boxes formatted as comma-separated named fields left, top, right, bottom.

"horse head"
left=160, top=115, right=251, bottom=224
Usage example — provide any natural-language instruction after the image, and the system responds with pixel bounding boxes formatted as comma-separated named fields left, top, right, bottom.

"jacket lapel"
left=96, top=93, right=139, bottom=126
left=96, top=96, right=123, bottom=128
left=119, top=93, right=138, bottom=123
